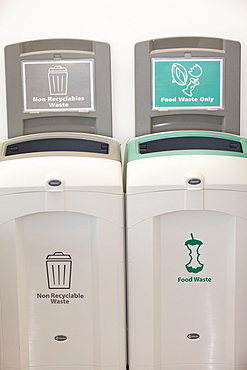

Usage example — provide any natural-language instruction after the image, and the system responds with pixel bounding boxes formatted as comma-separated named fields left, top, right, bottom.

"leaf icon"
left=171, top=63, right=188, bottom=86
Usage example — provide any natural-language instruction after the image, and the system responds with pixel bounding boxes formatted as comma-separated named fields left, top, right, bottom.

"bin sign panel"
left=22, top=60, right=94, bottom=112
left=152, top=58, right=223, bottom=109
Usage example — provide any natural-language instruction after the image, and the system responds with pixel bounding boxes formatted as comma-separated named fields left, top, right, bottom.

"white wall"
left=0, top=0, right=246, bottom=147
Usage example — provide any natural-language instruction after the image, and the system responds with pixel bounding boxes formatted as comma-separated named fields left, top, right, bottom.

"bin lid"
left=0, top=132, right=121, bottom=162
left=5, top=38, right=112, bottom=138
left=46, top=252, right=72, bottom=261
left=135, top=36, right=240, bottom=136
left=126, top=131, right=247, bottom=193
left=0, top=132, right=123, bottom=195
left=127, top=131, right=247, bottom=162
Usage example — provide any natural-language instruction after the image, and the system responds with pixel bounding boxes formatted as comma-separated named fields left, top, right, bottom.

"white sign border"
left=22, top=59, right=95, bottom=113
left=152, top=58, right=224, bottom=110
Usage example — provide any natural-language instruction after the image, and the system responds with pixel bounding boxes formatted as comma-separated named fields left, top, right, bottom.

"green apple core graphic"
left=185, top=233, right=204, bottom=273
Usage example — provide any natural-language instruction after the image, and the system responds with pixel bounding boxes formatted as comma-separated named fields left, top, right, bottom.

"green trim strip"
left=127, top=131, right=247, bottom=162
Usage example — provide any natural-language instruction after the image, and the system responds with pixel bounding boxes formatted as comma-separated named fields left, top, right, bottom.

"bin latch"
left=184, top=172, right=204, bottom=210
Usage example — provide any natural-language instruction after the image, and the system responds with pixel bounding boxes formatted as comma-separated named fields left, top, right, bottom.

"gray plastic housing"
left=5, top=39, right=112, bottom=138
left=0, top=132, right=121, bottom=162
left=135, top=36, right=241, bottom=136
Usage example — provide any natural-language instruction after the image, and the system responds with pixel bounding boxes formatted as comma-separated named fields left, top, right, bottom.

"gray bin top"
left=5, top=38, right=112, bottom=138
left=135, top=36, right=241, bottom=136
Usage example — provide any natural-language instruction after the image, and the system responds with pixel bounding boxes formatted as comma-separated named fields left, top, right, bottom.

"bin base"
left=130, top=365, right=247, bottom=370
left=8, top=367, right=124, bottom=370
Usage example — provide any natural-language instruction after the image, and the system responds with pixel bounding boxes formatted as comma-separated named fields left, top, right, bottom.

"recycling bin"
left=0, top=132, right=126, bottom=370
left=126, top=130, right=247, bottom=370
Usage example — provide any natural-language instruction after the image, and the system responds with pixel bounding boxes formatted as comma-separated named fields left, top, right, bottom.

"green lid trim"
left=127, top=131, right=247, bottom=162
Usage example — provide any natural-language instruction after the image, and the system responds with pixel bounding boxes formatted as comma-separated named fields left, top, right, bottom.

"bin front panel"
left=127, top=209, right=247, bottom=370
left=0, top=211, right=125, bottom=369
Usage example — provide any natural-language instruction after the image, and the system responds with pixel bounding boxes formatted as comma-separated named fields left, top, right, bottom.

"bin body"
left=0, top=133, right=126, bottom=370
left=126, top=131, right=247, bottom=370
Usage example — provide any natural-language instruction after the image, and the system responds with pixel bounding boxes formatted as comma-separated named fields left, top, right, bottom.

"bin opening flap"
left=5, top=137, right=109, bottom=156
left=139, top=136, right=243, bottom=154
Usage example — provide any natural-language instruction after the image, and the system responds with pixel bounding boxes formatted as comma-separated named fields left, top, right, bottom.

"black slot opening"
left=139, top=136, right=242, bottom=154
left=5, top=137, right=109, bottom=156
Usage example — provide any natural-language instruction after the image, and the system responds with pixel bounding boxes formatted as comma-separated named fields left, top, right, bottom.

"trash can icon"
left=48, top=65, right=68, bottom=95
left=46, top=252, right=72, bottom=289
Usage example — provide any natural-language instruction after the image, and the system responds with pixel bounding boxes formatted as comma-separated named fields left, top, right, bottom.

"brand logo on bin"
left=46, top=252, right=72, bottom=289
left=187, top=333, right=200, bottom=340
left=188, top=178, right=201, bottom=185
left=48, top=179, right=62, bottom=187
left=54, top=335, right=68, bottom=342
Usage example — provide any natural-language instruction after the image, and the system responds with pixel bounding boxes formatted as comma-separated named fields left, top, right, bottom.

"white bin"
left=126, top=131, right=247, bottom=370
left=0, top=132, right=126, bottom=370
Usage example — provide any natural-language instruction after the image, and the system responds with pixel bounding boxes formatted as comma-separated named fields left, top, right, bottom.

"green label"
left=185, top=233, right=204, bottom=273
left=177, top=233, right=212, bottom=284
left=152, top=58, right=223, bottom=109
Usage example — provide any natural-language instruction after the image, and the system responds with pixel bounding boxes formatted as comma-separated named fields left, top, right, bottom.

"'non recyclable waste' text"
left=37, top=292, right=85, bottom=304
